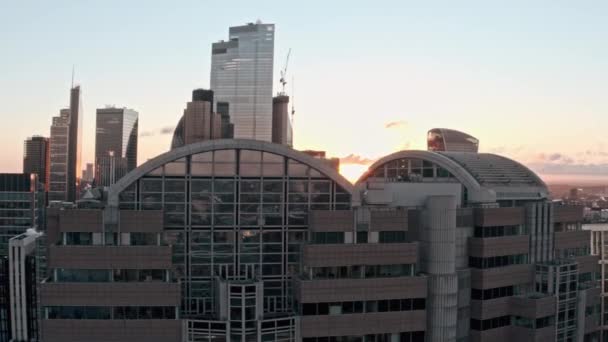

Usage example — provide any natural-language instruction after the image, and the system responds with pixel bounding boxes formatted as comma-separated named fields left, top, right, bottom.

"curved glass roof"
left=438, top=152, right=546, bottom=188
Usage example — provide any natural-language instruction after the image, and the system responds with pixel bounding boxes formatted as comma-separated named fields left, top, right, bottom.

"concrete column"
left=423, top=195, right=458, bottom=342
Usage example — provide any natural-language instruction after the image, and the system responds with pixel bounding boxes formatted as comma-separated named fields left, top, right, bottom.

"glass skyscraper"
left=95, top=107, right=139, bottom=187
left=48, top=109, right=70, bottom=202
left=210, top=22, right=275, bottom=141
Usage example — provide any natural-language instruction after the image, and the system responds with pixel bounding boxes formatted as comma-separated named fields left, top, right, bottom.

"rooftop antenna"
left=279, top=48, right=291, bottom=95
left=71, top=65, right=75, bottom=88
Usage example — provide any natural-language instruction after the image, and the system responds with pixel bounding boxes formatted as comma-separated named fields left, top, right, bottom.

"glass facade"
left=210, top=23, right=275, bottom=141
left=49, top=109, right=70, bottom=202
left=426, top=128, right=479, bottom=153
left=117, top=148, right=351, bottom=318
left=95, top=107, right=139, bottom=187
left=362, top=157, right=457, bottom=183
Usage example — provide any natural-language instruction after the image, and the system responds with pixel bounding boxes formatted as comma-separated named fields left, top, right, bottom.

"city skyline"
left=1, top=1, right=608, bottom=184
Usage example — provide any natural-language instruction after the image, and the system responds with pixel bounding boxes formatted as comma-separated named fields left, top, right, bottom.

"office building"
left=301, top=150, right=340, bottom=171
left=0, top=173, right=43, bottom=342
left=217, top=101, right=234, bottom=139
left=23, top=136, right=50, bottom=192
left=39, top=135, right=600, bottom=341
left=0, top=174, right=43, bottom=255
left=67, top=86, right=83, bottom=202
left=427, top=128, right=479, bottom=153
left=210, top=22, right=275, bottom=141
left=82, top=163, right=94, bottom=183
left=8, top=232, right=43, bottom=342
left=171, top=90, right=222, bottom=150
left=585, top=224, right=608, bottom=341
left=48, top=109, right=70, bottom=202
left=48, top=86, right=83, bottom=202
left=95, top=107, right=139, bottom=187
left=272, top=95, right=293, bottom=147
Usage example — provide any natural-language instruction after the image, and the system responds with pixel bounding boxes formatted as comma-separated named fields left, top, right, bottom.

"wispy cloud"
left=384, top=120, right=407, bottom=129
left=140, top=126, right=175, bottom=137
left=340, top=154, right=375, bottom=165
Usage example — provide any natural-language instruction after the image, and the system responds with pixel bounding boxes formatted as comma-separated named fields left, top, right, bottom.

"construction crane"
left=279, top=48, right=291, bottom=95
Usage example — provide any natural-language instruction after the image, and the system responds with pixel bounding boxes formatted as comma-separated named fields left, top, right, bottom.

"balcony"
left=309, top=210, right=353, bottom=232
left=470, top=264, right=533, bottom=289
left=510, top=326, right=555, bottom=342
left=468, top=235, right=530, bottom=258
left=369, top=210, right=409, bottom=232
left=474, top=207, right=524, bottom=227
left=296, top=276, right=427, bottom=303
left=41, top=319, right=182, bottom=342
left=48, top=245, right=172, bottom=269
left=303, top=243, right=417, bottom=267
left=509, top=293, right=556, bottom=318
left=554, top=230, right=590, bottom=250
left=470, top=297, right=510, bottom=320
left=119, top=210, right=164, bottom=232
left=40, top=282, right=180, bottom=306
left=59, top=209, right=103, bottom=232
left=553, top=205, right=584, bottom=223
left=300, top=311, right=426, bottom=338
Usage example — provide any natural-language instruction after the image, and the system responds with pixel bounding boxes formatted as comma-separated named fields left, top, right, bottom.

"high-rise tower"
left=66, top=86, right=83, bottom=202
left=23, top=136, right=50, bottom=191
left=95, top=107, right=138, bottom=187
left=48, top=86, right=83, bottom=202
left=48, top=109, right=70, bottom=202
left=210, top=22, right=275, bottom=141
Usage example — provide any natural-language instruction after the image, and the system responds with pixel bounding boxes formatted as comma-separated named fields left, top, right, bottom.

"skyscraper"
left=210, top=21, right=275, bottom=141
left=48, top=86, right=83, bottom=202
left=48, top=109, right=70, bottom=202
left=95, top=107, right=138, bottom=187
left=272, top=95, right=293, bottom=147
left=66, top=86, right=83, bottom=202
left=23, top=136, right=50, bottom=191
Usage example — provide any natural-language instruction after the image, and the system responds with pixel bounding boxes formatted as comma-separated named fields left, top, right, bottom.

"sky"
left=1, top=1, right=608, bottom=184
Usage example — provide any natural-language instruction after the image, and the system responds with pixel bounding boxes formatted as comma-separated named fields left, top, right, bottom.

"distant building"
left=217, top=101, right=234, bottom=139
left=23, top=136, right=50, bottom=192
left=301, top=150, right=340, bottom=171
left=66, top=86, right=83, bottom=202
left=171, top=89, right=229, bottom=149
left=82, top=163, right=94, bottom=183
left=427, top=128, right=479, bottom=152
left=48, top=109, right=70, bottom=202
left=272, top=95, right=292, bottom=147
left=211, top=22, right=275, bottom=141
left=48, top=86, right=83, bottom=202
left=95, top=107, right=138, bottom=187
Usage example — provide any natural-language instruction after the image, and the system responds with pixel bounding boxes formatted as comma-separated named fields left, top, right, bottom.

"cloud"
left=340, top=154, right=375, bottom=165
left=160, top=126, right=174, bottom=135
left=140, top=126, right=175, bottom=138
left=384, top=120, right=407, bottom=129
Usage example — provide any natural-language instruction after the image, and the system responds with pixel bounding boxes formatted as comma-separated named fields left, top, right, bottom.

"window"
left=470, top=315, right=511, bottom=331
left=379, top=231, right=406, bottom=243
left=356, top=231, right=368, bottom=244
left=130, top=232, right=158, bottom=246
left=312, top=232, right=344, bottom=244
left=469, top=254, right=528, bottom=269
left=64, top=232, right=92, bottom=245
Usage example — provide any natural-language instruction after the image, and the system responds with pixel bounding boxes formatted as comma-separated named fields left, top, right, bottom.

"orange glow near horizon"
left=339, top=163, right=370, bottom=184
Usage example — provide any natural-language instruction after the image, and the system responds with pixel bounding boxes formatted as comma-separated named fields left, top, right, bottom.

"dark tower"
left=66, top=86, right=82, bottom=202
